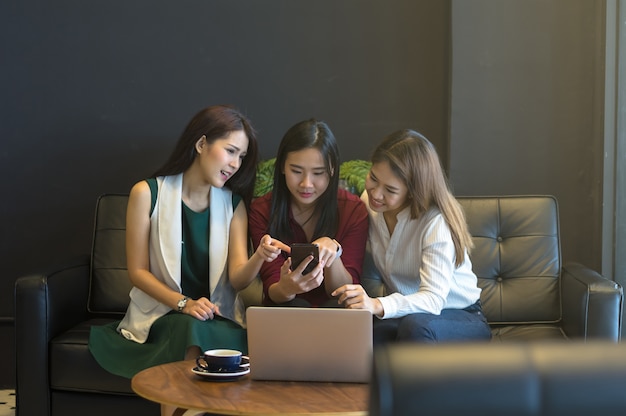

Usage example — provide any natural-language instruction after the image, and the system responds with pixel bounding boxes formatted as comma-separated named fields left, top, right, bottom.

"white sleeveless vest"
left=117, top=173, right=245, bottom=343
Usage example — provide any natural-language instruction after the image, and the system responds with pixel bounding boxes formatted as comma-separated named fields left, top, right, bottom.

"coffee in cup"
left=196, top=349, right=243, bottom=372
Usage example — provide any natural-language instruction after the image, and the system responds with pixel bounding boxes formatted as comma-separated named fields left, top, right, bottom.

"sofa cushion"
left=50, top=318, right=134, bottom=394
left=490, top=324, right=566, bottom=342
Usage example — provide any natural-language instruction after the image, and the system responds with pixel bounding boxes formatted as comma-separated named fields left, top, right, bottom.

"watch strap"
left=177, top=296, right=189, bottom=312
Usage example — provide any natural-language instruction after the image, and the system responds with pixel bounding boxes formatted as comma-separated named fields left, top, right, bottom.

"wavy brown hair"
left=371, top=129, right=473, bottom=266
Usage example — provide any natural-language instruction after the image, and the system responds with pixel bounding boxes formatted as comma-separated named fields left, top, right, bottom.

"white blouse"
left=361, top=192, right=481, bottom=319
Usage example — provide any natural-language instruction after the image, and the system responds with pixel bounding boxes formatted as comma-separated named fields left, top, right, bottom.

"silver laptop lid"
left=246, top=307, right=373, bottom=383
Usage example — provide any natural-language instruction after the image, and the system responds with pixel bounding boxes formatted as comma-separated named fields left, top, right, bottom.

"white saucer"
left=191, top=365, right=250, bottom=381
left=240, top=355, right=250, bottom=368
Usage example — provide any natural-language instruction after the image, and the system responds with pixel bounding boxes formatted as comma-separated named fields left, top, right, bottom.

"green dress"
left=88, top=179, right=247, bottom=379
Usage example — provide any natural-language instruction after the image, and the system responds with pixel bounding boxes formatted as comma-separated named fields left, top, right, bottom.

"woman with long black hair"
left=248, top=119, right=368, bottom=307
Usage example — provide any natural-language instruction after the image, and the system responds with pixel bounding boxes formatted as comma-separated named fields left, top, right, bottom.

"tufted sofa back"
left=88, top=194, right=131, bottom=315
left=457, top=196, right=561, bottom=324
left=87, top=194, right=563, bottom=323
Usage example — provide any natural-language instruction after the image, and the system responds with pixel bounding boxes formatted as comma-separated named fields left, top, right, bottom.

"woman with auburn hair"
left=248, top=119, right=368, bottom=307
left=333, top=129, right=491, bottom=343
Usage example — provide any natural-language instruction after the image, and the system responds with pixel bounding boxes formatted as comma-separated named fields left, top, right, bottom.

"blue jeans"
left=373, top=301, right=492, bottom=344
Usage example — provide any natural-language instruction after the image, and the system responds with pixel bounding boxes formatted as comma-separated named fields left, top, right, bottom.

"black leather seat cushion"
left=49, top=318, right=134, bottom=394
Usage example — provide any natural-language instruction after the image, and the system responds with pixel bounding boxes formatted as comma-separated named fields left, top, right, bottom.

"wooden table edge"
left=132, top=359, right=370, bottom=416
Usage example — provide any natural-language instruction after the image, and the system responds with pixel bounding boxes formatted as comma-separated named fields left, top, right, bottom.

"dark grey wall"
left=0, top=0, right=451, bottom=387
left=449, top=0, right=606, bottom=270
left=2, top=0, right=611, bottom=390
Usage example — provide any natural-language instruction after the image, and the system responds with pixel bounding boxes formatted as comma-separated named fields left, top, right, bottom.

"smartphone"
left=290, top=243, right=320, bottom=275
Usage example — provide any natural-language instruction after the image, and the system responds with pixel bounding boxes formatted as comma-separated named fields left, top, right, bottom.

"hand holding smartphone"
left=290, top=243, right=320, bottom=275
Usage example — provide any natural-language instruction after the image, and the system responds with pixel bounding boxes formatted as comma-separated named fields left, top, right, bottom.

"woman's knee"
left=396, top=314, right=438, bottom=342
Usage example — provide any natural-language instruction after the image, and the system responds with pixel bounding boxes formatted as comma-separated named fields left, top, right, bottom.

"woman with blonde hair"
left=332, top=129, right=491, bottom=343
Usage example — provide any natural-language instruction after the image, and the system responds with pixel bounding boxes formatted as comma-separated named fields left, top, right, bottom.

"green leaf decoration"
left=254, top=158, right=276, bottom=198
left=339, top=160, right=371, bottom=195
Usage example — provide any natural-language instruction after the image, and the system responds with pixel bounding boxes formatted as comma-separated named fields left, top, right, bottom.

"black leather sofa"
left=14, top=194, right=623, bottom=416
left=14, top=194, right=262, bottom=416
left=370, top=341, right=626, bottom=416
left=458, top=195, right=622, bottom=340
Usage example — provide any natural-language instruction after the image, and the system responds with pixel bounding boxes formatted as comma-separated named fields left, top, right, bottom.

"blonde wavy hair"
left=371, top=129, right=473, bottom=267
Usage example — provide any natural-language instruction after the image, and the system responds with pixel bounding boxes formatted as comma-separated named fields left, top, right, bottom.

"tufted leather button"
left=497, top=236, right=503, bottom=242
left=496, top=277, right=503, bottom=282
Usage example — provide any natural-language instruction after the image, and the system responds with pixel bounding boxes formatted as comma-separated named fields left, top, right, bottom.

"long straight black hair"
left=268, top=119, right=340, bottom=241
left=152, top=105, right=259, bottom=206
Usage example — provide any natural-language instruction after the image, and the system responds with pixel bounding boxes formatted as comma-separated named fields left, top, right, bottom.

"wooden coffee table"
left=132, top=359, right=369, bottom=415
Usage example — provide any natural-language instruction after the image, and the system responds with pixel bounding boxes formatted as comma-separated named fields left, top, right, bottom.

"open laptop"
left=246, top=306, right=373, bottom=383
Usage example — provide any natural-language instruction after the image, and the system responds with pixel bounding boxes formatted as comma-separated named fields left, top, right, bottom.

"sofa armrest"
left=561, top=262, right=623, bottom=341
left=14, top=255, right=91, bottom=416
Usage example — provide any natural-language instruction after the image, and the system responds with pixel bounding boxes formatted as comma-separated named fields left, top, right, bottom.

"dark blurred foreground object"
left=371, top=341, right=626, bottom=416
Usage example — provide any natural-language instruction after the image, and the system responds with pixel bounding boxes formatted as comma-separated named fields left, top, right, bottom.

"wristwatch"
left=177, top=296, right=189, bottom=312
